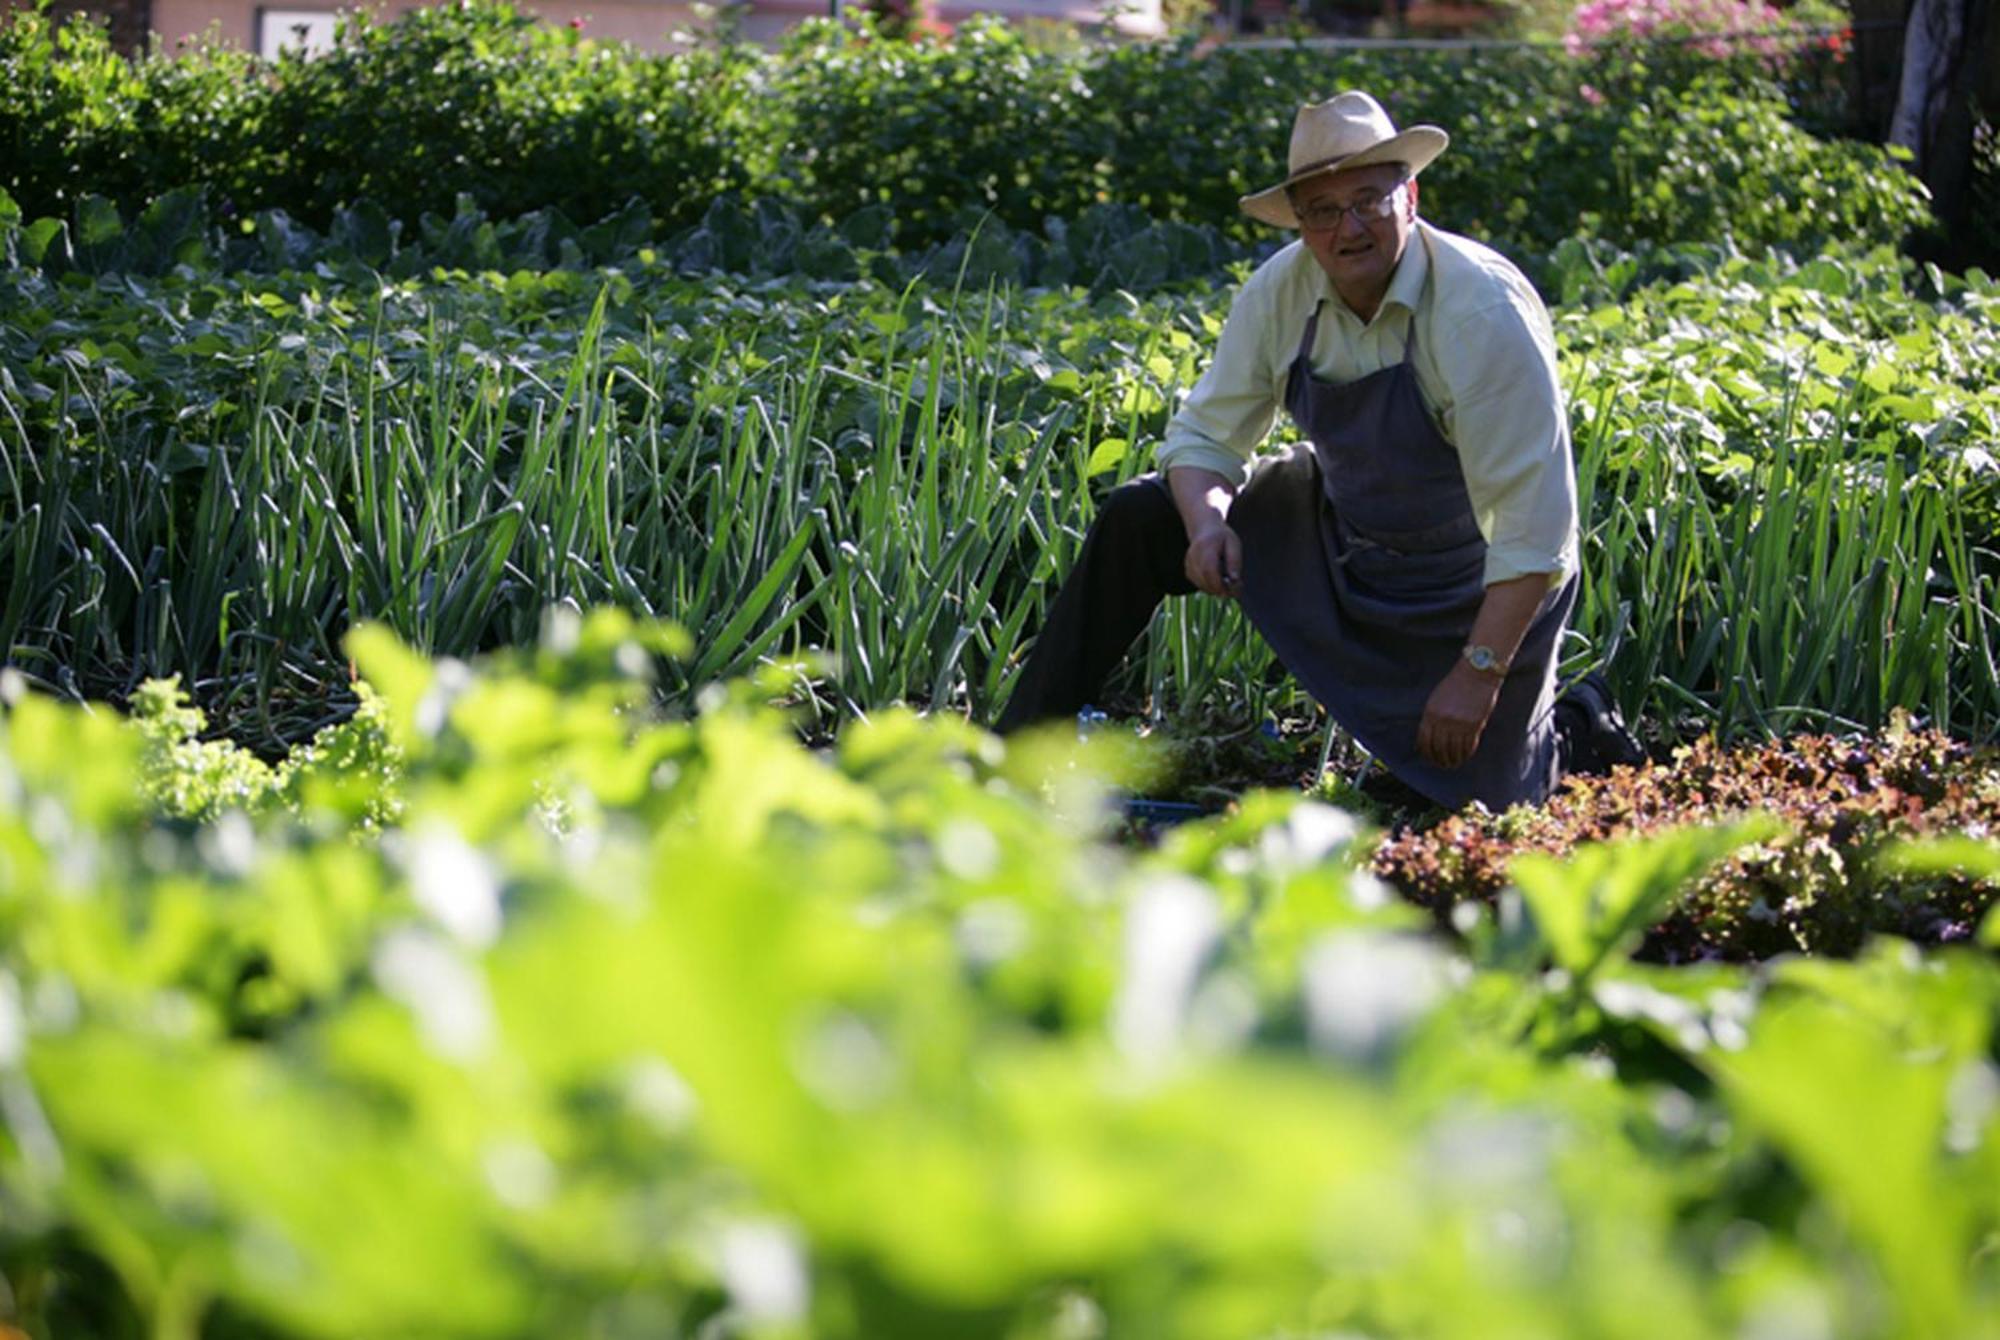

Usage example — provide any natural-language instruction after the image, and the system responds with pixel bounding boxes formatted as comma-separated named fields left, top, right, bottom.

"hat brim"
left=1238, top=127, right=1449, bottom=229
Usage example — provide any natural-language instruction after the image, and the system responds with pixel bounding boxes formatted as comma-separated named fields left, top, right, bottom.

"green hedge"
left=0, top=2, right=766, bottom=233
left=0, top=0, right=1928, bottom=267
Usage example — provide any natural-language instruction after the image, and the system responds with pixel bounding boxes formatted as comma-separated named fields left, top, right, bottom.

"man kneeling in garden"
left=997, top=90, right=1586, bottom=810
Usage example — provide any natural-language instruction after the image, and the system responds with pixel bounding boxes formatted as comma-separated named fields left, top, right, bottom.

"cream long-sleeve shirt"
left=1156, top=219, right=1578, bottom=587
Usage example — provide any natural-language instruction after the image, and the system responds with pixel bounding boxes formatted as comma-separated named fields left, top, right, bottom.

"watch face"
left=1466, top=646, right=1499, bottom=672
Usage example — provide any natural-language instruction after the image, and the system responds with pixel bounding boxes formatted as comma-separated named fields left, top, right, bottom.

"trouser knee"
left=1086, top=475, right=1187, bottom=574
left=1094, top=475, right=1175, bottom=529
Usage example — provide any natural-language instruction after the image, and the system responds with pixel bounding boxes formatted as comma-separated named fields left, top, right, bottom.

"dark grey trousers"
left=994, top=477, right=1190, bottom=734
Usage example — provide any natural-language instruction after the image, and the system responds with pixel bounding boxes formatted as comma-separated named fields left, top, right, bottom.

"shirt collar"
left=1379, top=220, right=1431, bottom=320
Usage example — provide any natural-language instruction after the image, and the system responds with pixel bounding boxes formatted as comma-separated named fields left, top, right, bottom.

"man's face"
left=1293, top=164, right=1418, bottom=310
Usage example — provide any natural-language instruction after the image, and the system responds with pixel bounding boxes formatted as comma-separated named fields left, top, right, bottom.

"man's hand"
left=1167, top=466, right=1243, bottom=600
left=1419, top=571, right=1554, bottom=769
left=1184, top=521, right=1243, bottom=599
left=1417, top=661, right=1503, bottom=770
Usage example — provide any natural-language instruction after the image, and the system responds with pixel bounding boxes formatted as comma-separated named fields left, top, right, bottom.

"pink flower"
left=1580, top=82, right=1606, bottom=106
left=1563, top=0, right=1800, bottom=70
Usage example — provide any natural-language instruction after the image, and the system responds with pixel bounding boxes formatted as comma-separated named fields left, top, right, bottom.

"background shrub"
left=252, top=3, right=766, bottom=229
left=0, top=5, right=158, bottom=215
left=0, top=1, right=1926, bottom=270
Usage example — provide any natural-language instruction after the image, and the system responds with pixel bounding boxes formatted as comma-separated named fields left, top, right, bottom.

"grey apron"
left=1229, top=299, right=1576, bottom=810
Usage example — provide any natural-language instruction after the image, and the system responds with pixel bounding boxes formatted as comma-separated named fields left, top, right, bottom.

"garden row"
left=4, top=192, right=1997, bottom=750
left=2, top=1, right=1915, bottom=271
left=0, top=618, right=1993, bottom=1337
left=9, top=185, right=1253, bottom=297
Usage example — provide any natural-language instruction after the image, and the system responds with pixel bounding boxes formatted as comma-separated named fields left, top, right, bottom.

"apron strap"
left=1296, top=300, right=1322, bottom=367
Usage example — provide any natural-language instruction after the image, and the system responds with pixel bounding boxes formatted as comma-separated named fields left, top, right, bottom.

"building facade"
left=9, top=0, right=1162, bottom=56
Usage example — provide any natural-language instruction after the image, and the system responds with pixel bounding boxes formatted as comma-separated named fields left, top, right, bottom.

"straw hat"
left=1239, top=91, right=1448, bottom=229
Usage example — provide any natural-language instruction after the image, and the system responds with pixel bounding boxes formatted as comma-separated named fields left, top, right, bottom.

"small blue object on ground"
left=1121, top=797, right=1208, bottom=826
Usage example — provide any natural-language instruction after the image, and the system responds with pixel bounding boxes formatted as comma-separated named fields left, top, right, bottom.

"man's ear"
left=1406, top=177, right=1421, bottom=219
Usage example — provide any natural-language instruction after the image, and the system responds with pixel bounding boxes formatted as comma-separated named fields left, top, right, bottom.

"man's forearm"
left=1467, top=572, right=1554, bottom=666
left=1417, top=569, right=1557, bottom=769
left=1166, top=466, right=1238, bottom=540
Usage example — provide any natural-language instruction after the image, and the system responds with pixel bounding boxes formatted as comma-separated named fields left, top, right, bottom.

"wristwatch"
left=1462, top=644, right=1510, bottom=679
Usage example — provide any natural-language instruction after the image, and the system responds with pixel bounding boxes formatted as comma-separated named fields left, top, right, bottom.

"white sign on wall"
left=257, top=8, right=338, bottom=57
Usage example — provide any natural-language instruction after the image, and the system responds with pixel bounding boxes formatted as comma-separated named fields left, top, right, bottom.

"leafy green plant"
left=3, top=624, right=1997, bottom=1338
left=1512, top=816, right=1780, bottom=982
left=1373, top=721, right=2000, bottom=957
left=130, top=675, right=279, bottom=820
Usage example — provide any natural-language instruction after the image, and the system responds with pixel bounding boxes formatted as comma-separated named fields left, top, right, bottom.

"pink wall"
left=134, top=0, right=1156, bottom=55
left=149, top=0, right=715, bottom=53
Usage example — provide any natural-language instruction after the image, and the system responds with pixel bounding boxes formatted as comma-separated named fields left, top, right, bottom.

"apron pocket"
left=1339, top=533, right=1486, bottom=609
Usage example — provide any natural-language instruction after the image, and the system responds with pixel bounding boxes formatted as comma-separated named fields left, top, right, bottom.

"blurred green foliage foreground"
left=0, top=610, right=1996, bottom=1339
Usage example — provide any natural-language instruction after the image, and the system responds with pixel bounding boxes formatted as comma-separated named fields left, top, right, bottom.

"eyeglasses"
left=1295, top=184, right=1405, bottom=232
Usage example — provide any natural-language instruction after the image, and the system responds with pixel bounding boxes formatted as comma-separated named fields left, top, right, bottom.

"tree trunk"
left=1890, top=0, right=1992, bottom=246
left=1890, top=0, right=1957, bottom=166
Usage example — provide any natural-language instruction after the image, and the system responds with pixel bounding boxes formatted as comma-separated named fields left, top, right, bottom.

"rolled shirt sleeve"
left=1434, top=288, right=1579, bottom=587
left=1155, top=267, right=1283, bottom=487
